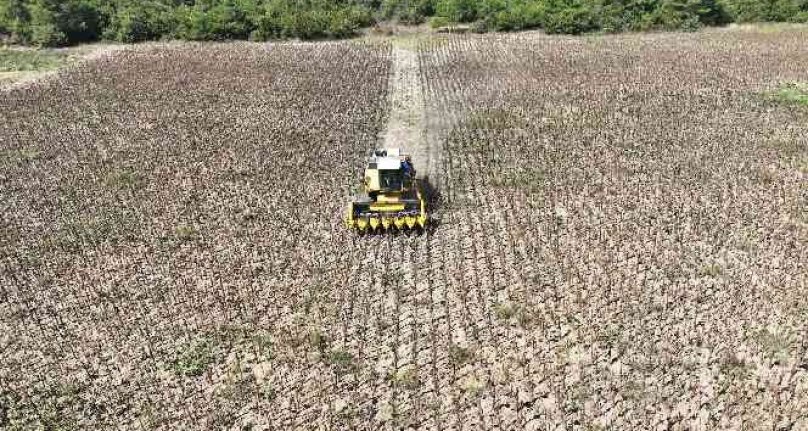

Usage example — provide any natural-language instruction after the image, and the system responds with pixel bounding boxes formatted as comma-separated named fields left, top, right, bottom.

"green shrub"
left=174, top=6, right=211, bottom=41
left=206, top=1, right=254, bottom=39
left=723, top=0, right=767, bottom=22
left=722, top=0, right=807, bottom=22
left=26, top=3, right=62, bottom=46
left=429, top=15, right=450, bottom=28
left=769, top=0, right=802, bottom=21
left=57, top=1, right=104, bottom=43
left=169, top=0, right=263, bottom=41
left=29, top=22, right=65, bottom=46
left=250, top=1, right=370, bottom=41
left=104, top=3, right=176, bottom=43
left=381, top=0, right=436, bottom=24
left=1, top=0, right=31, bottom=40
left=793, top=10, right=808, bottom=22
left=488, top=1, right=545, bottom=31
left=0, top=0, right=804, bottom=46
left=8, top=0, right=104, bottom=46
left=327, top=6, right=371, bottom=38
left=769, top=82, right=808, bottom=106
left=697, top=0, right=732, bottom=25
left=252, top=0, right=292, bottom=40
left=543, top=6, right=598, bottom=35
left=172, top=338, right=216, bottom=377
left=436, top=0, right=478, bottom=22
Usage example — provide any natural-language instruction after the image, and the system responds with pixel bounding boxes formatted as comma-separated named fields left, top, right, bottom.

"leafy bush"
left=497, top=2, right=546, bottom=30
left=436, top=0, right=479, bottom=22
left=1, top=1, right=31, bottom=40
left=380, top=0, right=436, bottom=23
left=0, top=0, right=805, bottom=46
left=103, top=3, right=176, bottom=43
left=251, top=0, right=371, bottom=40
left=28, top=22, right=66, bottom=47
left=645, top=0, right=731, bottom=30
left=543, top=5, right=598, bottom=35
left=429, top=15, right=450, bottom=27
left=173, top=1, right=258, bottom=41
left=27, top=0, right=103, bottom=45
left=722, top=0, right=808, bottom=22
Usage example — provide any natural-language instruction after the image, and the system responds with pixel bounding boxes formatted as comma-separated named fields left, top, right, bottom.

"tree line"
left=1, top=0, right=806, bottom=46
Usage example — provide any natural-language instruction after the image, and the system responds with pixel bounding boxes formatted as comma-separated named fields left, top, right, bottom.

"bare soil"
left=383, top=44, right=431, bottom=177
left=0, top=30, right=806, bottom=430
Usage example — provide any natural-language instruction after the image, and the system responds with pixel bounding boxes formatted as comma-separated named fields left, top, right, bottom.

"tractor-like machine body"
left=345, top=148, right=427, bottom=232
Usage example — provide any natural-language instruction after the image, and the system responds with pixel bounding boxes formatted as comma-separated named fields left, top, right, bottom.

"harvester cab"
left=345, top=148, right=427, bottom=232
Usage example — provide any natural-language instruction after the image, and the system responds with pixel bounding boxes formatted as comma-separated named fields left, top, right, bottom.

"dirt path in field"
left=383, top=44, right=437, bottom=181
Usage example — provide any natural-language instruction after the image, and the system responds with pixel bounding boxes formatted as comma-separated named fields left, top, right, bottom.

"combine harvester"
left=345, top=148, right=428, bottom=233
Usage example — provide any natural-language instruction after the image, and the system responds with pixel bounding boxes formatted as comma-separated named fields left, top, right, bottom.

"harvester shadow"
left=419, top=175, right=442, bottom=232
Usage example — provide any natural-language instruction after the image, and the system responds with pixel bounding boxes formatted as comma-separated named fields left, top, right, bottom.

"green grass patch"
left=492, top=301, right=536, bottom=328
left=467, top=108, right=529, bottom=131
left=429, top=16, right=451, bottom=29
left=493, top=302, right=517, bottom=320
left=174, top=224, right=196, bottom=241
left=387, top=365, right=419, bottom=389
left=490, top=167, right=547, bottom=193
left=327, top=349, right=357, bottom=374
left=173, top=338, right=217, bottom=377
left=381, top=269, right=404, bottom=287
left=2, top=147, right=43, bottom=164
left=251, top=333, right=273, bottom=360
left=460, top=375, right=485, bottom=397
left=699, top=262, right=723, bottom=278
left=105, top=167, right=144, bottom=190
left=750, top=327, right=795, bottom=364
left=718, top=353, right=752, bottom=379
left=0, top=48, right=66, bottom=73
left=306, top=327, right=328, bottom=351
left=449, top=344, right=474, bottom=366
left=769, top=82, right=808, bottom=106
left=34, top=381, right=83, bottom=431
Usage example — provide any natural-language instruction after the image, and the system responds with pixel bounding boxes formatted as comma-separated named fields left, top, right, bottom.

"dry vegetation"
left=1, top=28, right=807, bottom=430
left=0, top=45, right=123, bottom=88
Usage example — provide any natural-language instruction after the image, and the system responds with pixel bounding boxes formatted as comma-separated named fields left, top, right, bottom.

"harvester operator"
left=402, top=156, right=416, bottom=178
